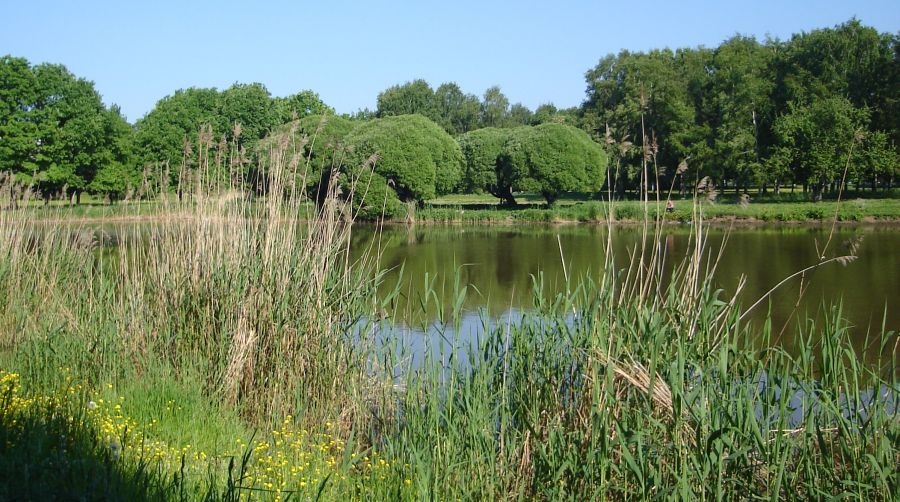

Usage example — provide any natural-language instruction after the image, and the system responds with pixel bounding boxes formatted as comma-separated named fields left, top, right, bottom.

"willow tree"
left=499, top=123, right=607, bottom=205
left=344, top=114, right=463, bottom=217
left=458, top=127, right=518, bottom=204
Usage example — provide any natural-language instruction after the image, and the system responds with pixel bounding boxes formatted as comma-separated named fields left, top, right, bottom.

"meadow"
left=0, top=134, right=897, bottom=500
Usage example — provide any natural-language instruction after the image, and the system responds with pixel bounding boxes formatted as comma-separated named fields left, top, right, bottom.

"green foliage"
left=457, top=127, right=509, bottom=195
left=344, top=114, right=463, bottom=215
left=376, top=79, right=435, bottom=118
left=581, top=19, right=898, bottom=197
left=773, top=97, right=868, bottom=195
left=480, top=85, right=510, bottom=128
left=0, top=57, right=136, bottom=201
left=273, top=89, right=333, bottom=124
left=499, top=124, right=608, bottom=205
left=267, top=113, right=358, bottom=201
left=433, top=82, right=481, bottom=135
left=217, top=82, right=277, bottom=152
left=134, top=87, right=220, bottom=168
left=89, top=161, right=134, bottom=201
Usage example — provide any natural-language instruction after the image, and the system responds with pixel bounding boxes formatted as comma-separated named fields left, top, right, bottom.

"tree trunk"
left=493, top=186, right=517, bottom=207
left=543, top=191, right=558, bottom=207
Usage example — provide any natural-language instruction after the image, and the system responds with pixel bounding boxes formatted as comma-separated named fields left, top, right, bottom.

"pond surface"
left=350, top=224, right=898, bottom=355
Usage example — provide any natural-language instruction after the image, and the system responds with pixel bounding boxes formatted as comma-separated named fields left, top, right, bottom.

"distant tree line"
left=0, top=19, right=896, bottom=210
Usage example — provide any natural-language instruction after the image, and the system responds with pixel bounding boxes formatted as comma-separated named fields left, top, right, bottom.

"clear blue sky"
left=2, top=0, right=897, bottom=123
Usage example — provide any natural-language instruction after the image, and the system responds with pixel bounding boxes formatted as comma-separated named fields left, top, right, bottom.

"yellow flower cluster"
left=0, top=370, right=409, bottom=500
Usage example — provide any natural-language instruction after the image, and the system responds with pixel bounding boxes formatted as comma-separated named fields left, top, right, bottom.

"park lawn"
left=422, top=192, right=900, bottom=223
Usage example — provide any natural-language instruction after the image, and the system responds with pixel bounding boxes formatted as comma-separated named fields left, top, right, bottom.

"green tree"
left=457, top=127, right=513, bottom=201
left=499, top=124, right=608, bottom=205
left=533, top=103, right=558, bottom=124
left=27, top=63, right=131, bottom=202
left=480, top=86, right=510, bottom=128
left=708, top=36, right=776, bottom=191
left=582, top=49, right=699, bottom=194
left=0, top=57, right=136, bottom=204
left=0, top=56, right=39, bottom=194
left=856, top=130, right=898, bottom=190
left=86, top=105, right=137, bottom=201
left=134, top=87, right=220, bottom=172
left=218, top=82, right=278, bottom=152
left=432, top=82, right=480, bottom=135
left=773, top=97, right=868, bottom=198
left=283, top=113, right=358, bottom=202
left=376, top=79, right=435, bottom=118
left=344, top=114, right=463, bottom=215
left=273, top=90, right=332, bottom=124
left=508, top=103, right=534, bottom=127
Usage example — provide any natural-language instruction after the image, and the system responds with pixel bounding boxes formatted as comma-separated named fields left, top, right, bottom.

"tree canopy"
left=0, top=56, right=134, bottom=202
left=1, top=18, right=896, bottom=211
left=343, top=114, right=463, bottom=216
left=458, top=127, right=515, bottom=201
left=499, top=124, right=608, bottom=205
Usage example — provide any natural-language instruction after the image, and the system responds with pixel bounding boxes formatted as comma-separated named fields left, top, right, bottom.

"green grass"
left=0, top=143, right=897, bottom=499
left=419, top=195, right=900, bottom=224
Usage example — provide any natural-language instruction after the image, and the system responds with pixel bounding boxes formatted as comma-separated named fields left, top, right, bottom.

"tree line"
left=0, top=19, right=896, bottom=208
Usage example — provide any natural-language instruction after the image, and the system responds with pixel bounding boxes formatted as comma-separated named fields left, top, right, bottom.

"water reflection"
left=351, top=224, right=899, bottom=349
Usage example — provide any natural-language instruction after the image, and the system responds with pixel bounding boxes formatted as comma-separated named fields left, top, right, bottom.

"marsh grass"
left=0, top=119, right=390, bottom=427
left=0, top=120, right=897, bottom=500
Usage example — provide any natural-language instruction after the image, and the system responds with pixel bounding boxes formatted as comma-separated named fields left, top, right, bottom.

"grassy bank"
left=12, top=190, right=900, bottom=226
left=419, top=193, right=900, bottom=224
left=0, top=142, right=897, bottom=500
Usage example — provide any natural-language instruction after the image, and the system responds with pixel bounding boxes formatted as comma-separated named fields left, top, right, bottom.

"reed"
left=0, top=123, right=896, bottom=500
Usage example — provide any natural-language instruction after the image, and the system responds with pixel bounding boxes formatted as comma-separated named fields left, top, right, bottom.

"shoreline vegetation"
left=14, top=192, right=900, bottom=226
left=2, top=19, right=898, bottom=225
left=1, top=17, right=898, bottom=501
left=1, top=129, right=897, bottom=500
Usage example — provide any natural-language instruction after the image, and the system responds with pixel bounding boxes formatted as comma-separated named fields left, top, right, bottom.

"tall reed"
left=0, top=119, right=384, bottom=428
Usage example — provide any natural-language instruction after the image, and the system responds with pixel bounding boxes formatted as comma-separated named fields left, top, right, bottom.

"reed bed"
left=0, top=123, right=897, bottom=500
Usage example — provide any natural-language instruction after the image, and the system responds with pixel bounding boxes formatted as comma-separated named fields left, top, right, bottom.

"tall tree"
left=458, top=127, right=513, bottom=201
left=0, top=56, right=39, bottom=190
left=218, top=82, right=278, bottom=152
left=773, top=96, right=868, bottom=198
left=480, top=86, right=510, bottom=128
left=708, top=36, right=776, bottom=191
left=273, top=90, right=333, bottom=124
left=582, top=49, right=698, bottom=193
left=135, top=87, right=220, bottom=169
left=508, top=103, right=534, bottom=127
left=344, top=114, right=463, bottom=215
left=376, top=79, right=435, bottom=118
left=432, top=82, right=480, bottom=135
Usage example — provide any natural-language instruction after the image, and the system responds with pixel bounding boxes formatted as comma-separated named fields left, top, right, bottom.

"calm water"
left=350, top=224, right=899, bottom=353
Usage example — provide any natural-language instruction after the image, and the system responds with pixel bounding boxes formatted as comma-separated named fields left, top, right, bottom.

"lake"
left=350, top=223, right=898, bottom=358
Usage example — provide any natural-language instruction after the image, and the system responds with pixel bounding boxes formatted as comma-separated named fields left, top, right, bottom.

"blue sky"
left=2, top=1, right=897, bottom=122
